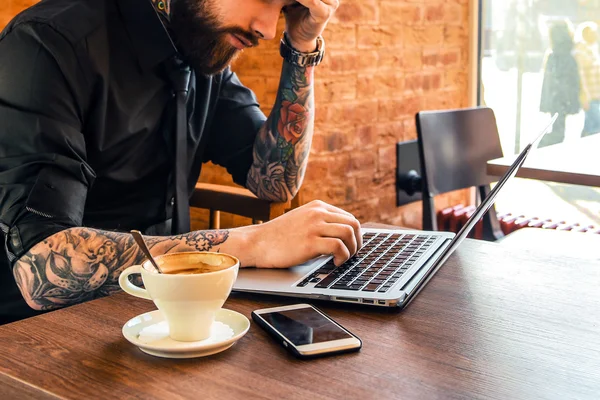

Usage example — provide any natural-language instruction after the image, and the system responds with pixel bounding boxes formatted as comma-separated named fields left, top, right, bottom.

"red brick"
left=405, top=73, right=424, bottom=92
left=398, top=202, right=423, bottom=229
left=304, top=158, right=330, bottom=181
left=312, top=125, right=356, bottom=153
left=403, top=26, right=444, bottom=47
left=444, top=4, right=467, bottom=26
left=357, top=72, right=405, bottom=99
left=356, top=125, right=378, bottom=148
left=404, top=118, right=418, bottom=141
left=423, top=73, right=442, bottom=91
left=354, top=172, right=394, bottom=202
left=320, top=50, right=380, bottom=77
left=323, top=24, right=357, bottom=49
left=350, top=151, right=377, bottom=172
left=378, top=95, right=424, bottom=122
left=442, top=49, right=461, bottom=66
left=378, top=145, right=397, bottom=172
left=317, top=100, right=379, bottom=126
left=327, top=184, right=356, bottom=205
left=324, top=153, right=353, bottom=178
left=345, top=198, right=381, bottom=223
left=333, top=0, right=378, bottom=25
left=425, top=4, right=445, bottom=23
left=316, top=76, right=357, bottom=102
left=234, top=50, right=283, bottom=78
left=238, top=76, right=279, bottom=106
left=357, top=26, right=403, bottom=49
left=424, top=89, right=466, bottom=110
left=376, top=121, right=406, bottom=145
left=444, top=26, right=469, bottom=46
left=380, top=3, right=422, bottom=26
left=422, top=49, right=440, bottom=68
left=380, top=49, right=423, bottom=72
left=445, top=69, right=468, bottom=90
left=303, top=178, right=356, bottom=206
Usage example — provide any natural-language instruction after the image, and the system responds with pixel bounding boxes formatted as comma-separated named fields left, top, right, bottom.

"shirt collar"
left=117, top=0, right=178, bottom=72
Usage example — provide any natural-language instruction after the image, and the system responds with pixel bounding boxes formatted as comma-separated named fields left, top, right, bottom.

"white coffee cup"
left=119, top=252, right=239, bottom=342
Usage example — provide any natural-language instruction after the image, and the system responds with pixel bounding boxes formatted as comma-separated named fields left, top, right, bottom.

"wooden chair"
left=191, top=183, right=293, bottom=229
left=396, top=107, right=506, bottom=241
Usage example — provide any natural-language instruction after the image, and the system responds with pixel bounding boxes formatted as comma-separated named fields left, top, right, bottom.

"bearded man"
left=0, top=0, right=362, bottom=324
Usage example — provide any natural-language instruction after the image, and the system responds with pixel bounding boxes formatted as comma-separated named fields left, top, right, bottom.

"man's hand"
left=241, top=200, right=362, bottom=268
left=284, top=0, right=339, bottom=52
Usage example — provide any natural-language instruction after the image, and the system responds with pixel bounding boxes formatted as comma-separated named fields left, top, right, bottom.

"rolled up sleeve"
left=203, top=68, right=267, bottom=187
left=0, top=22, right=95, bottom=263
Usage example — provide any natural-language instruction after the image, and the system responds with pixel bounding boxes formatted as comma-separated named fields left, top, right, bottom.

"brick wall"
left=2, top=0, right=472, bottom=230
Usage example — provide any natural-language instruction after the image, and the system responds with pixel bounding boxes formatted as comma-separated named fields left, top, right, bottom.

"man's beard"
left=170, top=0, right=258, bottom=76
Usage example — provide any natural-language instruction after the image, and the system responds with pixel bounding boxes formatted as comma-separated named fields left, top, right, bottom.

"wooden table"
left=487, top=134, right=600, bottom=187
left=1, top=224, right=599, bottom=399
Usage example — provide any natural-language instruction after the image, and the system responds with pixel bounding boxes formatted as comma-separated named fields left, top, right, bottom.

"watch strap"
left=280, top=33, right=325, bottom=68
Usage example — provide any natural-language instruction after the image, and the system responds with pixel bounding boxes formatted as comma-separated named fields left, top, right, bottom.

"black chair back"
left=416, top=107, right=503, bottom=195
left=396, top=107, right=505, bottom=241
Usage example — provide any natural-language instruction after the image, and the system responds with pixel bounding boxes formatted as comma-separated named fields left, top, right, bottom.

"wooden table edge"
left=487, top=160, right=600, bottom=187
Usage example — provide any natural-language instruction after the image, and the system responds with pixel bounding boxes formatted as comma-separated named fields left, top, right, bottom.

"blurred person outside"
left=574, top=21, right=600, bottom=137
left=539, top=20, right=581, bottom=147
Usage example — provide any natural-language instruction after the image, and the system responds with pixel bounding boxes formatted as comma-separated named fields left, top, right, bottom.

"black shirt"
left=0, top=0, right=266, bottom=324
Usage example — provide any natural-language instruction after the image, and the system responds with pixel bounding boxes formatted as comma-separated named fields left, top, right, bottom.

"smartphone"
left=251, top=303, right=362, bottom=359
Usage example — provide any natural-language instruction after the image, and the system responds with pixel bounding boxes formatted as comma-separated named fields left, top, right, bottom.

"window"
left=478, top=0, right=600, bottom=227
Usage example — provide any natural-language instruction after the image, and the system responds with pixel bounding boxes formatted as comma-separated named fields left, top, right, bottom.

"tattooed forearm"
left=247, top=61, right=315, bottom=202
left=12, top=227, right=230, bottom=311
left=166, top=230, right=229, bottom=252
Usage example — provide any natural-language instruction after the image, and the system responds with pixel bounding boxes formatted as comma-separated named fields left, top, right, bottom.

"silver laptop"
left=234, top=115, right=558, bottom=309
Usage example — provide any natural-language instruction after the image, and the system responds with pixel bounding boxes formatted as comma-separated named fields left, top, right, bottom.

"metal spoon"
left=130, top=230, right=164, bottom=274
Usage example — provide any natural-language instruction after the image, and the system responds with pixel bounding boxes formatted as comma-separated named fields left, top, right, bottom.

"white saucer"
left=122, top=309, right=250, bottom=359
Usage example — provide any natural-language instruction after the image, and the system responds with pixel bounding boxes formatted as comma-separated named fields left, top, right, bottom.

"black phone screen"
left=260, top=307, right=352, bottom=346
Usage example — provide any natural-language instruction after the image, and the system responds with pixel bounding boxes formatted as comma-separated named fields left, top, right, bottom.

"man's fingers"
left=324, top=212, right=362, bottom=251
left=306, top=201, right=363, bottom=250
left=317, top=203, right=363, bottom=249
left=318, top=223, right=358, bottom=257
left=315, top=237, right=351, bottom=266
left=295, top=200, right=363, bottom=254
left=293, top=0, right=331, bottom=19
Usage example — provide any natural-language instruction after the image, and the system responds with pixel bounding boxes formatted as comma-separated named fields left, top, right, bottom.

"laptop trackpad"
left=234, top=257, right=327, bottom=292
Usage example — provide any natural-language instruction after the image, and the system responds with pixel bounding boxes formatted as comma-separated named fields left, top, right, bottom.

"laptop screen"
left=405, top=114, right=558, bottom=301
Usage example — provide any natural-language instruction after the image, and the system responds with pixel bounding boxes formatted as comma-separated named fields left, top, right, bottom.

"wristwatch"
left=280, top=32, right=325, bottom=68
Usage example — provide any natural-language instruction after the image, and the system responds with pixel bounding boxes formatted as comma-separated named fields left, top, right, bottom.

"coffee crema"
left=144, top=252, right=238, bottom=275
left=161, top=264, right=227, bottom=275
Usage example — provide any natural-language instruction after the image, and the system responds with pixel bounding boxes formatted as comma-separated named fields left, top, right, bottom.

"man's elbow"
left=13, top=256, right=64, bottom=312
left=23, top=297, right=45, bottom=312
left=256, top=190, right=292, bottom=204
left=246, top=177, right=296, bottom=203
left=17, top=283, right=60, bottom=312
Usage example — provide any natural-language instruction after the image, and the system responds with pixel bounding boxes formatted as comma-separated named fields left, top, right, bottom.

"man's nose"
left=250, top=8, right=281, bottom=41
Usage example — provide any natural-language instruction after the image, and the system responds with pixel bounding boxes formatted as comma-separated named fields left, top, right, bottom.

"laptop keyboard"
left=296, top=232, right=436, bottom=293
